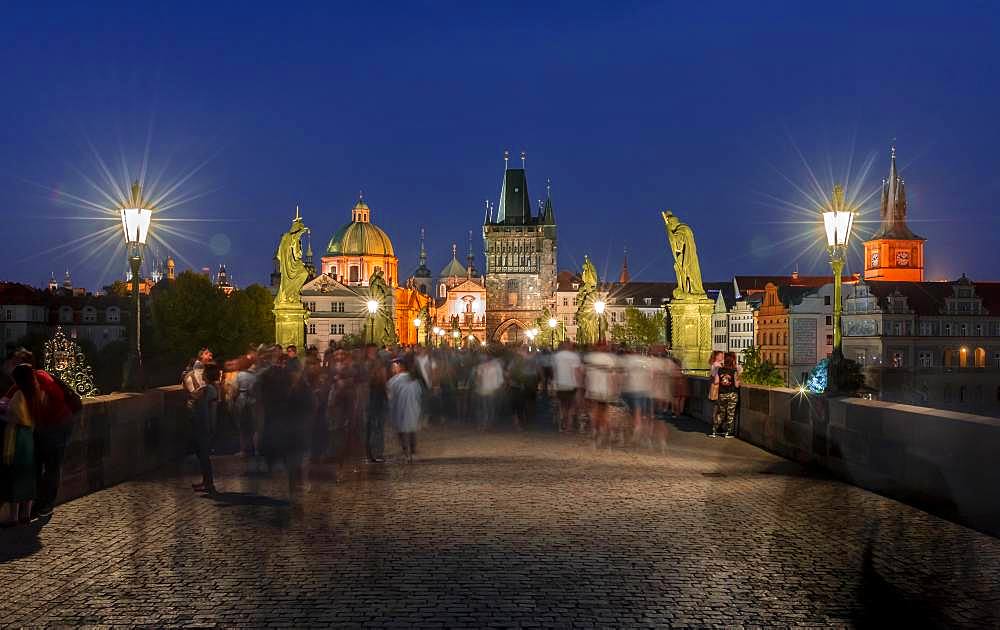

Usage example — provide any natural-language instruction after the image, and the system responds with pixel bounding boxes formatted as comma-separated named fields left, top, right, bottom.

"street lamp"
left=525, top=327, right=538, bottom=349
left=366, top=299, right=379, bottom=345
left=120, top=180, right=152, bottom=391
left=451, top=330, right=460, bottom=347
left=413, top=317, right=422, bottom=346
left=434, top=327, right=444, bottom=348
left=823, top=184, right=855, bottom=395
left=594, top=299, right=606, bottom=344
left=547, top=317, right=558, bottom=350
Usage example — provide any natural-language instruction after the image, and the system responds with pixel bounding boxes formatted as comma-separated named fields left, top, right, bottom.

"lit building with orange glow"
left=863, top=146, right=925, bottom=282
left=321, top=195, right=399, bottom=288
left=394, top=286, right=433, bottom=346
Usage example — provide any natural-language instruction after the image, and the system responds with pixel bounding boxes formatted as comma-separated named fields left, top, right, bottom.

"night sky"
left=2, top=1, right=999, bottom=292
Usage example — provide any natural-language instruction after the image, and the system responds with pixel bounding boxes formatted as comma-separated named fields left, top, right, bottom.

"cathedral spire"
left=618, top=247, right=631, bottom=283
left=541, top=178, right=555, bottom=224
left=466, top=230, right=476, bottom=277
left=419, top=227, right=427, bottom=267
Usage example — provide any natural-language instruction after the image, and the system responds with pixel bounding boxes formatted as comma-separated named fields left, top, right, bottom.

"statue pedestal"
left=668, top=295, right=714, bottom=375
left=273, top=304, right=308, bottom=349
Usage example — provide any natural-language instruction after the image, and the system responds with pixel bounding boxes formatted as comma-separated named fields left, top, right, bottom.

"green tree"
left=739, top=346, right=785, bottom=386
left=148, top=271, right=227, bottom=369
left=531, top=306, right=566, bottom=348
left=610, top=307, right=665, bottom=348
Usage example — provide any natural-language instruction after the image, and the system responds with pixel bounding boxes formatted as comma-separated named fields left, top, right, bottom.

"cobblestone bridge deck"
left=2, top=415, right=998, bottom=627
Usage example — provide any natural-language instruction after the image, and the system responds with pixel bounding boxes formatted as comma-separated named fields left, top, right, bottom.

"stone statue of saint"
left=574, top=256, right=599, bottom=345
left=367, top=268, right=397, bottom=347
left=274, top=212, right=310, bottom=309
left=662, top=210, right=706, bottom=299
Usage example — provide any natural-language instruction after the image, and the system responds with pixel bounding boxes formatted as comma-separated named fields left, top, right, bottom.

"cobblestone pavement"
left=2, top=409, right=1000, bottom=628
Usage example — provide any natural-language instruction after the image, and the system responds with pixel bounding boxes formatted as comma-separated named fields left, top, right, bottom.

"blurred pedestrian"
left=474, top=351, right=504, bottom=431
left=364, top=344, right=388, bottom=463
left=1, top=364, right=39, bottom=525
left=584, top=343, right=619, bottom=448
left=551, top=342, right=582, bottom=433
left=387, top=358, right=422, bottom=463
left=192, top=362, right=221, bottom=494
left=622, top=351, right=653, bottom=444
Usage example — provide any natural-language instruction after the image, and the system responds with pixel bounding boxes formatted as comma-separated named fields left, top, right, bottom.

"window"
left=944, top=349, right=954, bottom=367
left=944, top=323, right=952, bottom=336
left=826, top=334, right=833, bottom=345
left=59, top=306, right=73, bottom=323
left=625, top=297, right=633, bottom=305
left=993, top=352, right=1000, bottom=368
left=308, top=323, right=316, bottom=335
left=349, top=265, right=360, bottom=283
left=438, top=283, right=447, bottom=298
left=976, top=324, right=983, bottom=336
left=4, top=309, right=11, bottom=321
left=82, top=307, right=96, bottom=323
left=918, top=351, right=933, bottom=367
left=974, top=347, right=986, bottom=368
left=825, top=316, right=832, bottom=326
left=331, top=323, right=345, bottom=335
left=919, top=321, right=931, bottom=336
left=106, top=307, right=120, bottom=323
left=562, top=298, right=568, bottom=307
left=305, top=301, right=316, bottom=312
left=644, top=297, right=652, bottom=305
left=824, top=296, right=831, bottom=306
left=959, top=386, right=967, bottom=403
left=892, top=352, right=904, bottom=368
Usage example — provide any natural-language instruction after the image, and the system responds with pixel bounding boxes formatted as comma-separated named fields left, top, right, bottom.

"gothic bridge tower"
left=482, top=151, right=557, bottom=343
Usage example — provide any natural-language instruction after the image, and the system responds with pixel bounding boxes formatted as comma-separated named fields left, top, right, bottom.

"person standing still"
left=192, top=363, right=221, bottom=493
left=711, top=352, right=740, bottom=438
left=387, top=358, right=422, bottom=463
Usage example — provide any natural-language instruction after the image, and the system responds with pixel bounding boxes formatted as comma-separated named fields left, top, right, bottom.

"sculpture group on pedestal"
left=365, top=268, right=398, bottom=347
left=273, top=210, right=310, bottom=349
left=574, top=256, right=599, bottom=345
left=662, top=210, right=713, bottom=375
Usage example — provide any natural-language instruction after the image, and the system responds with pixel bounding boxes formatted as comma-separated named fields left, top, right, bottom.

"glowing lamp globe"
left=366, top=299, right=379, bottom=315
left=823, top=184, right=855, bottom=248
left=594, top=300, right=606, bottom=315
left=413, top=318, right=422, bottom=328
left=120, top=207, right=152, bottom=246
left=452, top=330, right=460, bottom=339
left=548, top=317, right=558, bottom=329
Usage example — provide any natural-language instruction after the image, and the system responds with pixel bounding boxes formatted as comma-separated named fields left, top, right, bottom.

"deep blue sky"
left=2, top=1, right=999, bottom=291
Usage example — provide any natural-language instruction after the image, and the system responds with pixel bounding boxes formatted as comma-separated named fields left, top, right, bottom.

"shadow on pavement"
left=0, top=520, right=44, bottom=561
left=201, top=491, right=289, bottom=508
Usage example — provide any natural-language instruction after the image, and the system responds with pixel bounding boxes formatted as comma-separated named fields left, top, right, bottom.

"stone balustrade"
left=688, top=376, right=1000, bottom=535
left=57, top=385, right=190, bottom=506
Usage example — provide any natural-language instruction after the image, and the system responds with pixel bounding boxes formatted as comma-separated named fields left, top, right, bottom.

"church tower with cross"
left=863, top=145, right=926, bottom=282
left=482, top=151, right=558, bottom=343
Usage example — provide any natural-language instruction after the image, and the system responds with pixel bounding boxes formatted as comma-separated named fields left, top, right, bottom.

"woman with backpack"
left=711, top=352, right=741, bottom=439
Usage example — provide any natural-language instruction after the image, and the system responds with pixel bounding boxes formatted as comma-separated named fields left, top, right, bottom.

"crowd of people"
left=0, top=349, right=81, bottom=527
left=177, top=340, right=704, bottom=495
left=0, top=339, right=741, bottom=520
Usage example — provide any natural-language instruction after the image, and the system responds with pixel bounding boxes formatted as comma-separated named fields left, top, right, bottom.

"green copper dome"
left=325, top=198, right=395, bottom=257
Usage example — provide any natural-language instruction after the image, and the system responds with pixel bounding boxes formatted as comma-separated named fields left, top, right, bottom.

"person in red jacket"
left=4, top=350, right=77, bottom=519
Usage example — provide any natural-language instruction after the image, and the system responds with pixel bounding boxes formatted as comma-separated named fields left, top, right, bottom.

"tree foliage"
left=739, top=345, right=785, bottom=386
left=610, top=306, right=665, bottom=348
left=148, top=271, right=274, bottom=376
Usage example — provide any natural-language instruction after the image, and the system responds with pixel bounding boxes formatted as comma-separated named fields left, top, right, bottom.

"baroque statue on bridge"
left=274, top=209, right=310, bottom=309
left=575, top=255, right=599, bottom=345
left=366, top=268, right=398, bottom=347
left=662, top=210, right=706, bottom=299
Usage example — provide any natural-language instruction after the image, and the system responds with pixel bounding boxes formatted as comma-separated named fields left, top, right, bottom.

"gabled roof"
left=301, top=273, right=356, bottom=295
left=861, top=279, right=1000, bottom=316
left=556, top=270, right=581, bottom=292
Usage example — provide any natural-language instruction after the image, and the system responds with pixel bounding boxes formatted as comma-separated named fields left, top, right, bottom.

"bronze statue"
left=366, top=268, right=397, bottom=347
left=575, top=256, right=599, bottom=345
left=662, top=210, right=706, bottom=299
left=274, top=211, right=310, bottom=309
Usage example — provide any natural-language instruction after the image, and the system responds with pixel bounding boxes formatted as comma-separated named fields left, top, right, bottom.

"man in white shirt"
left=551, top=342, right=582, bottom=432
left=584, top=344, right=619, bottom=446
left=475, top=352, right=505, bottom=430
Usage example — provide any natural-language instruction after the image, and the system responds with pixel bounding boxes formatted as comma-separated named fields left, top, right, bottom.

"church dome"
left=325, top=197, right=395, bottom=257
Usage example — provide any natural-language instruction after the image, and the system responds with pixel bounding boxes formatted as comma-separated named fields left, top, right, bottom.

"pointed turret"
left=413, top=227, right=432, bottom=279
left=466, top=230, right=477, bottom=277
left=438, top=242, right=467, bottom=280
left=542, top=178, right=555, bottom=225
left=618, top=247, right=631, bottom=283
left=874, top=145, right=923, bottom=240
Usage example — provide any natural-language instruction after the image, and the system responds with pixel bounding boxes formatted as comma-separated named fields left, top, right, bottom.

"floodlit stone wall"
left=689, top=376, right=1000, bottom=535
left=58, top=385, right=189, bottom=505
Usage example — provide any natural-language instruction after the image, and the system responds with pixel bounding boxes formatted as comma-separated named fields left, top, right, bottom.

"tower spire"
left=466, top=230, right=476, bottom=277
left=503, top=150, right=509, bottom=170
left=520, top=150, right=526, bottom=169
left=419, top=227, right=427, bottom=266
left=618, top=246, right=631, bottom=283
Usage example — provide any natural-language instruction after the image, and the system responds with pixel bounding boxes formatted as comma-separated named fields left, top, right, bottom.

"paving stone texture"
left=2, top=411, right=999, bottom=628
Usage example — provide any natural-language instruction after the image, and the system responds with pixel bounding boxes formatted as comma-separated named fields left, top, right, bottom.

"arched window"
left=943, top=349, right=954, bottom=368
left=974, top=347, right=986, bottom=368
left=438, top=283, right=447, bottom=299
left=959, top=347, right=969, bottom=368
left=59, top=306, right=73, bottom=323
left=106, top=306, right=120, bottom=323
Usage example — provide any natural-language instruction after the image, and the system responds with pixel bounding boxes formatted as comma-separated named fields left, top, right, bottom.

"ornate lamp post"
left=120, top=181, right=152, bottom=391
left=823, top=184, right=855, bottom=395
left=594, top=299, right=606, bottom=344
left=366, top=299, right=379, bottom=345
left=434, top=327, right=444, bottom=348
left=451, top=330, right=460, bottom=348
left=413, top=317, right=422, bottom=346
left=547, top=317, right=558, bottom=350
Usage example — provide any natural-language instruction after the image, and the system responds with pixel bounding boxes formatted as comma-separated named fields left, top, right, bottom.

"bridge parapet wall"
left=58, top=385, right=189, bottom=505
left=689, top=376, right=1000, bottom=535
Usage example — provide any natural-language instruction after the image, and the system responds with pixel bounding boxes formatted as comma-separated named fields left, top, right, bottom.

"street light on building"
left=525, top=327, right=538, bottom=350
left=822, top=184, right=855, bottom=395
left=413, top=317, right=422, bottom=346
left=119, top=180, right=152, bottom=391
left=547, top=317, right=558, bottom=350
left=594, top=299, right=606, bottom=344
left=366, top=299, right=379, bottom=345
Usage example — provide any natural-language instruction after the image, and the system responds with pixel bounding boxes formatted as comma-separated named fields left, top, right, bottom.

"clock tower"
left=863, top=146, right=925, bottom=282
